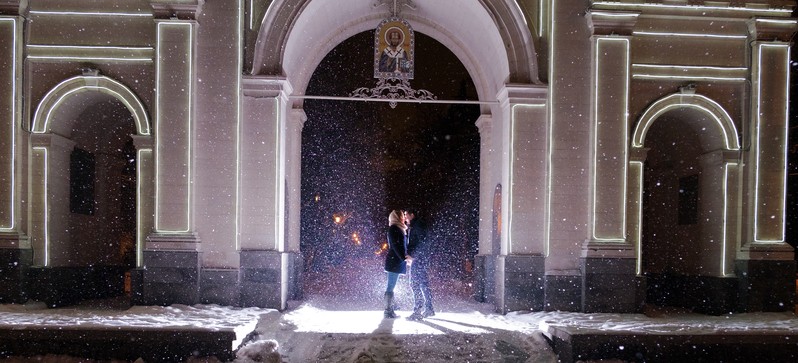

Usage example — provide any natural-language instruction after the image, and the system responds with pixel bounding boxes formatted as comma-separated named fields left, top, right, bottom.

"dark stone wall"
left=735, top=259, right=796, bottom=312
left=201, top=269, right=240, bottom=306
left=645, top=273, right=738, bottom=315
left=473, top=254, right=496, bottom=304
left=26, top=265, right=128, bottom=307
left=500, top=255, right=545, bottom=312
left=0, top=248, right=32, bottom=303
left=139, top=250, right=200, bottom=306
left=545, top=275, right=581, bottom=311
left=580, top=258, right=638, bottom=313
left=239, top=250, right=300, bottom=309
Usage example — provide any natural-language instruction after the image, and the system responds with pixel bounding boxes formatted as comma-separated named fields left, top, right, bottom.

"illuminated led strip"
left=632, top=64, right=748, bottom=82
left=633, top=74, right=747, bottom=82
left=28, top=56, right=152, bottom=62
left=544, top=0, right=555, bottom=257
left=29, top=10, right=151, bottom=17
left=27, top=45, right=154, bottom=63
left=591, top=37, right=629, bottom=242
left=635, top=64, right=748, bottom=71
left=721, top=162, right=737, bottom=276
left=236, top=0, right=243, bottom=250
left=538, top=0, right=544, bottom=36
left=0, top=18, right=17, bottom=231
left=630, top=161, right=643, bottom=275
left=512, top=0, right=528, bottom=27
left=633, top=93, right=740, bottom=150
left=274, top=98, right=282, bottom=251
left=136, top=149, right=152, bottom=267
left=254, top=0, right=278, bottom=30
left=590, top=11, right=640, bottom=18
left=28, top=45, right=153, bottom=51
left=31, top=76, right=151, bottom=135
left=32, top=147, right=49, bottom=266
left=755, top=19, right=798, bottom=25
left=753, top=43, right=789, bottom=243
left=509, top=103, right=547, bottom=253
left=633, top=31, right=747, bottom=39
left=155, top=21, right=194, bottom=233
left=593, top=2, right=791, bottom=14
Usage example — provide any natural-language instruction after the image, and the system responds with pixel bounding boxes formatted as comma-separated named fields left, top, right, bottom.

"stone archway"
left=27, top=73, right=153, bottom=306
left=241, top=0, right=547, bottom=310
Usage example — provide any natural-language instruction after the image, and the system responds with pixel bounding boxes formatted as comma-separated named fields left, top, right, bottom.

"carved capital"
left=151, top=0, right=204, bottom=20
left=587, top=10, right=640, bottom=36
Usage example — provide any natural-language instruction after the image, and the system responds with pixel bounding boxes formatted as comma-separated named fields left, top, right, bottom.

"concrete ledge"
left=0, top=326, right=237, bottom=361
left=545, top=325, right=798, bottom=363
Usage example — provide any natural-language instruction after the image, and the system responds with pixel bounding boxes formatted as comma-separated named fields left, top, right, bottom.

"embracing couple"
left=382, top=209, right=435, bottom=320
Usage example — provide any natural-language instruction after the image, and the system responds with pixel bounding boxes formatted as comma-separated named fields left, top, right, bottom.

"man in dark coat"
left=405, top=210, right=434, bottom=320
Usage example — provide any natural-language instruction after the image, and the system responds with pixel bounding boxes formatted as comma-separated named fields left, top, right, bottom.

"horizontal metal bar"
left=290, top=94, right=498, bottom=105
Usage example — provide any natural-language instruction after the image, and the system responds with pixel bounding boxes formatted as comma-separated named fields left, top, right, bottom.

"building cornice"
left=0, top=0, right=26, bottom=16
left=150, top=0, right=204, bottom=20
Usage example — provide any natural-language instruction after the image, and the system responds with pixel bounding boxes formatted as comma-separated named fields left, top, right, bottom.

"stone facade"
left=0, top=0, right=795, bottom=313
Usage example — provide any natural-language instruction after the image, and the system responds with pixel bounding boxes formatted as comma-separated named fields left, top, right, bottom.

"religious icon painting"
left=374, top=17, right=415, bottom=80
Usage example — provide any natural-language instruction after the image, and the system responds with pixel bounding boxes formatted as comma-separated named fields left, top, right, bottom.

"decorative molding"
left=748, top=17, right=798, bottom=42
left=0, top=0, right=25, bottom=15
left=350, top=77, right=435, bottom=109
left=151, top=0, right=204, bottom=20
left=586, top=10, right=640, bottom=36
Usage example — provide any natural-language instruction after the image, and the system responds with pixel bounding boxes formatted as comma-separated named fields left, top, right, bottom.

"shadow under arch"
left=27, top=74, right=153, bottom=307
left=629, top=91, right=741, bottom=314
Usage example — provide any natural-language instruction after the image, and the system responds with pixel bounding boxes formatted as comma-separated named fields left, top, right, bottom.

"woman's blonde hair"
left=388, top=209, right=407, bottom=231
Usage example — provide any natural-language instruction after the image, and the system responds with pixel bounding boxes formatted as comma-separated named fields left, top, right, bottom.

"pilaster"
left=239, top=76, right=291, bottom=252
left=580, top=12, right=638, bottom=313
left=285, top=108, right=306, bottom=254
left=0, top=15, right=21, bottom=237
left=496, top=84, right=548, bottom=256
left=742, top=18, right=795, bottom=256
left=152, top=16, right=198, bottom=237
left=141, top=10, right=202, bottom=305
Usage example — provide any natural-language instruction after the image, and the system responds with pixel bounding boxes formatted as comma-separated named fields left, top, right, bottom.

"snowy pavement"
left=1, top=294, right=798, bottom=362
left=1, top=260, right=797, bottom=362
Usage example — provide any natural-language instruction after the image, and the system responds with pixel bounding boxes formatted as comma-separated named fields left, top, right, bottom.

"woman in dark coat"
left=383, top=209, right=412, bottom=318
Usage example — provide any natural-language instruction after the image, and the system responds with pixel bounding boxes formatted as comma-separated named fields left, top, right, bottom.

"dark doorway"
left=641, top=109, right=730, bottom=313
left=300, top=31, right=480, bottom=307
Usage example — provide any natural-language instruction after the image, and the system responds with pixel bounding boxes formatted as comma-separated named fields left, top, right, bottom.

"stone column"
left=238, top=76, right=292, bottom=309
left=284, top=108, right=306, bottom=301
left=473, top=115, right=494, bottom=304
left=29, top=133, right=75, bottom=267
left=0, top=13, right=29, bottom=303
left=581, top=12, right=638, bottom=313
left=139, top=3, right=203, bottom=305
left=736, top=19, right=797, bottom=312
left=494, top=85, right=548, bottom=313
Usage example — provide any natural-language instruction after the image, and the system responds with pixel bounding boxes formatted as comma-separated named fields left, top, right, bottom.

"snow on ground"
left=1, top=258, right=796, bottom=362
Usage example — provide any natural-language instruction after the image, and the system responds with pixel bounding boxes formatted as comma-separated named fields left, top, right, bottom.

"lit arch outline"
left=31, top=75, right=151, bottom=135
left=30, top=75, right=152, bottom=268
left=632, top=93, right=740, bottom=151
left=630, top=92, right=740, bottom=277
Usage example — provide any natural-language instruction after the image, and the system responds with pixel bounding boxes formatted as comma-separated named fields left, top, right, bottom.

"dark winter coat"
left=384, top=224, right=408, bottom=274
left=407, top=218, right=428, bottom=258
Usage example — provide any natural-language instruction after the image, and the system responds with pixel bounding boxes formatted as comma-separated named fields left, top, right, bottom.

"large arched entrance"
left=244, top=0, right=545, bottom=311
left=28, top=73, right=152, bottom=306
